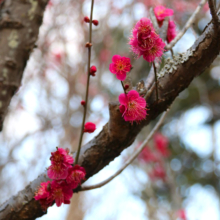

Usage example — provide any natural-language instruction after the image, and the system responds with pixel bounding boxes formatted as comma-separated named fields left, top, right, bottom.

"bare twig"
left=165, top=0, right=207, bottom=50
left=121, top=81, right=127, bottom=94
left=159, top=17, right=169, bottom=41
left=75, top=0, right=95, bottom=164
left=208, top=0, right=219, bottom=29
left=79, top=110, right=169, bottom=191
left=149, top=7, right=159, bottom=33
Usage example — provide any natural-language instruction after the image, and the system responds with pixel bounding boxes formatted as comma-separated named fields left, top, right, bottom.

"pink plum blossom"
left=129, top=18, right=165, bottom=62
left=119, top=90, right=147, bottom=123
left=142, top=37, right=166, bottom=62
left=34, top=181, right=51, bottom=201
left=34, top=181, right=53, bottom=210
left=66, top=165, right=86, bottom=189
left=47, top=148, right=73, bottom=180
left=109, top=55, right=132, bottom=81
left=132, top=17, right=153, bottom=40
left=154, top=5, right=173, bottom=27
left=48, top=180, right=73, bottom=207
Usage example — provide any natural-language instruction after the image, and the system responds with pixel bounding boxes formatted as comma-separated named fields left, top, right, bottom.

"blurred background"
left=0, top=0, right=220, bottom=219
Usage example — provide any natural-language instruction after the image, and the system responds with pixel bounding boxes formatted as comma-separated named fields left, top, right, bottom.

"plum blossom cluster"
left=129, top=17, right=166, bottom=62
left=154, top=5, right=177, bottom=43
left=109, top=55, right=147, bottom=123
left=35, top=148, right=86, bottom=210
left=138, top=133, right=170, bottom=181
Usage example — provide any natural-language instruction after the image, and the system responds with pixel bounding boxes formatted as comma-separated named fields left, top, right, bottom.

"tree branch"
left=79, top=110, right=169, bottom=192
left=0, top=0, right=49, bottom=131
left=1, top=6, right=220, bottom=220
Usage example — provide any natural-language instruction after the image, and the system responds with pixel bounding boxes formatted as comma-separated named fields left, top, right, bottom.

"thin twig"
left=153, top=62, right=158, bottom=101
left=159, top=17, right=169, bottom=41
left=165, top=0, right=207, bottom=50
left=121, top=81, right=127, bottom=94
left=208, top=0, right=219, bottom=30
left=75, top=0, right=95, bottom=164
left=149, top=7, right=159, bottom=33
left=79, top=110, right=169, bottom=191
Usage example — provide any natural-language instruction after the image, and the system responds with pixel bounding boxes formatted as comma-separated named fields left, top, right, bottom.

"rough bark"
left=0, top=0, right=49, bottom=131
left=0, top=10, right=220, bottom=220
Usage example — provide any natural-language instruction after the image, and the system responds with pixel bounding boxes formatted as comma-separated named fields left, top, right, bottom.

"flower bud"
left=84, top=16, right=90, bottom=23
left=81, top=100, right=86, bottom=106
left=84, top=122, right=96, bottom=133
left=90, top=65, right=97, bottom=76
left=92, top=20, right=99, bottom=26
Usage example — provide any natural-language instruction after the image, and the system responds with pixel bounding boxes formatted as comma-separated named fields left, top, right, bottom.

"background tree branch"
left=0, top=0, right=49, bottom=131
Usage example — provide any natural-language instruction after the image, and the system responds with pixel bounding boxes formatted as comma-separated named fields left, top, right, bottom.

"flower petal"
left=112, top=54, right=121, bottom=63
left=118, top=93, right=128, bottom=105
left=116, top=71, right=126, bottom=81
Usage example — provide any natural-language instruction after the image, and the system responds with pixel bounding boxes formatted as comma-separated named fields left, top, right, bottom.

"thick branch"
left=1, top=10, right=220, bottom=220
left=79, top=111, right=169, bottom=191
left=0, top=0, right=49, bottom=131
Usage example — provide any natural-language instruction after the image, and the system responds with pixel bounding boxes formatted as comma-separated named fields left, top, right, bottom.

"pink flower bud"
left=84, top=16, right=90, bottom=23
left=81, top=100, right=86, bottom=106
left=92, top=20, right=99, bottom=26
left=90, top=65, right=97, bottom=76
left=84, top=122, right=96, bottom=133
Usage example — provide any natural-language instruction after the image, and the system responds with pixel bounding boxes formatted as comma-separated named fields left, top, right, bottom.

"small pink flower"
left=132, top=17, right=153, bottom=40
left=167, top=20, right=176, bottom=43
left=142, top=37, right=166, bottom=62
left=154, top=5, right=173, bottom=27
left=84, top=122, right=96, bottom=133
left=50, top=148, right=74, bottom=165
left=138, top=147, right=159, bottom=163
left=149, top=164, right=166, bottom=181
left=35, top=181, right=53, bottom=210
left=109, top=55, right=132, bottom=81
left=48, top=180, right=73, bottom=207
left=47, top=148, right=74, bottom=180
left=154, top=133, right=170, bottom=157
left=66, top=165, right=86, bottom=189
left=47, top=163, right=71, bottom=180
left=34, top=181, right=51, bottom=201
left=119, top=90, right=147, bottom=123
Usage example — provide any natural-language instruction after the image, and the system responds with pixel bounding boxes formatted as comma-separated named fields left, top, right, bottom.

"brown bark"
left=0, top=7, right=220, bottom=220
left=0, top=0, right=49, bottom=131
